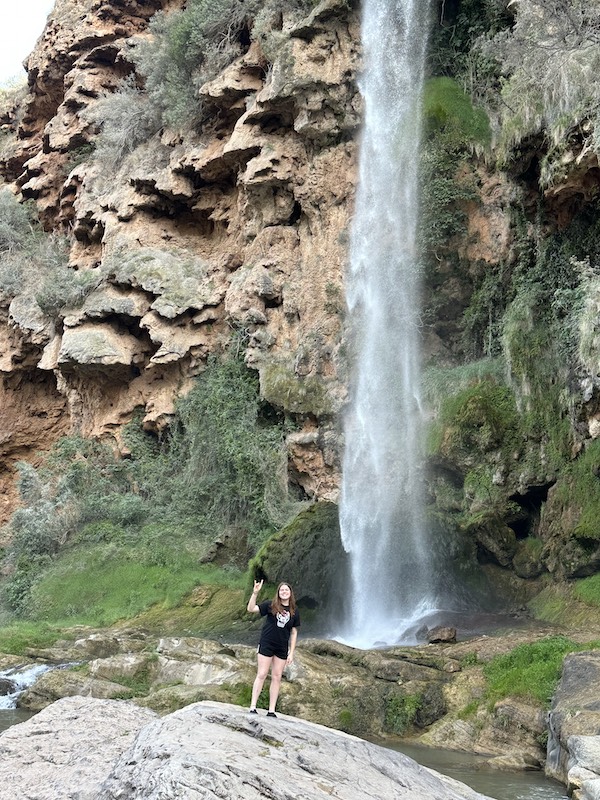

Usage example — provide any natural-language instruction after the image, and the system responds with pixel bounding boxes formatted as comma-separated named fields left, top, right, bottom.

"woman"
left=246, top=578, right=300, bottom=717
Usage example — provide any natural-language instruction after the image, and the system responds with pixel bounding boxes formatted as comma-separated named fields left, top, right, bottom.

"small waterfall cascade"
left=339, top=0, right=437, bottom=647
left=0, top=663, right=52, bottom=710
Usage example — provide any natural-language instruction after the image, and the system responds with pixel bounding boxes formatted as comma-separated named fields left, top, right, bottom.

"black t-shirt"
left=258, top=600, right=300, bottom=652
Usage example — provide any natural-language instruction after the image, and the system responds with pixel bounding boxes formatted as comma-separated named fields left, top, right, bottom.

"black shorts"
left=258, top=642, right=288, bottom=660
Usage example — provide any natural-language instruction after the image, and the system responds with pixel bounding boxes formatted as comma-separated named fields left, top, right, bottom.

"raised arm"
left=247, top=579, right=264, bottom=613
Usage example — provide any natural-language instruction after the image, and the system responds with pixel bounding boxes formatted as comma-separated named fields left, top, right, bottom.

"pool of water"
left=387, top=741, right=568, bottom=800
left=0, top=707, right=35, bottom=734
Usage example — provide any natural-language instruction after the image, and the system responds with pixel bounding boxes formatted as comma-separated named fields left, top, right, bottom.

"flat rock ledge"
left=0, top=697, right=492, bottom=800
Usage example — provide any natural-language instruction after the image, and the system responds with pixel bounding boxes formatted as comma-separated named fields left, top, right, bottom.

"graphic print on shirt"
left=276, top=610, right=291, bottom=628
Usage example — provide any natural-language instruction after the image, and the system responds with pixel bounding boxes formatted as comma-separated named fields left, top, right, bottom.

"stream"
left=0, top=662, right=52, bottom=733
left=388, top=741, right=568, bottom=800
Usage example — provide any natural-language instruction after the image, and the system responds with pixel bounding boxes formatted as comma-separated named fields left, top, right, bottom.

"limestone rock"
left=547, top=650, right=600, bottom=784
left=250, top=501, right=349, bottom=615
left=58, top=322, right=148, bottom=367
left=96, top=701, right=491, bottom=800
left=17, top=667, right=131, bottom=711
left=0, top=695, right=156, bottom=800
left=0, top=697, right=493, bottom=800
left=567, top=737, right=600, bottom=800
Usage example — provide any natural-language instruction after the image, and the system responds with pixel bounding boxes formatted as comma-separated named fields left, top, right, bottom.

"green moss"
left=249, top=502, right=347, bottom=611
left=384, top=692, right=422, bottom=735
left=428, top=376, right=519, bottom=459
left=260, top=363, right=332, bottom=416
left=423, top=77, right=491, bottom=147
left=338, top=707, right=354, bottom=732
left=554, top=440, right=600, bottom=541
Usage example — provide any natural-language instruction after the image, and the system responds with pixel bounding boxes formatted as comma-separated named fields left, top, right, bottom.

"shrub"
left=477, top=1, right=600, bottom=156
left=384, top=692, right=422, bottom=735
left=0, top=188, right=85, bottom=314
left=1, top=348, right=297, bottom=618
left=85, top=77, right=160, bottom=170
left=135, top=0, right=261, bottom=129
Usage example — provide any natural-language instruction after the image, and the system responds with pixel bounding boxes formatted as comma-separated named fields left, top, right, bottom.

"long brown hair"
left=270, top=582, right=296, bottom=616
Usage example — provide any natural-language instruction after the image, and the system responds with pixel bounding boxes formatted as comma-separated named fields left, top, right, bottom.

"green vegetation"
left=419, top=78, right=488, bottom=253
left=228, top=681, right=269, bottom=710
left=428, top=0, right=512, bottom=88
left=132, top=0, right=315, bottom=132
left=384, top=692, right=422, bottom=735
left=553, top=439, right=600, bottom=542
left=25, top=546, right=202, bottom=625
left=480, top=2, right=600, bottom=161
left=483, top=636, right=600, bottom=707
left=427, top=375, right=518, bottom=459
left=85, top=78, right=159, bottom=170
left=574, top=574, right=600, bottom=607
left=0, top=622, right=65, bottom=655
left=423, top=78, right=491, bottom=149
left=1, top=350, right=297, bottom=622
left=0, top=188, right=93, bottom=312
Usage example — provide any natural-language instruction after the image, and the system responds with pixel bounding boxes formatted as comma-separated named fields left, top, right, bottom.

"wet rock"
left=428, top=626, right=457, bottom=644
left=485, top=752, right=542, bottom=770
left=0, top=678, right=16, bottom=696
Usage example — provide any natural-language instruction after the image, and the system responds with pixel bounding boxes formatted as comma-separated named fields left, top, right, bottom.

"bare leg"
left=268, top=656, right=287, bottom=713
left=250, top=654, right=272, bottom=709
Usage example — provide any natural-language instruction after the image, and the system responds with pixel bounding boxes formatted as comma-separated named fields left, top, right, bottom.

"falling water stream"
left=338, top=0, right=438, bottom=647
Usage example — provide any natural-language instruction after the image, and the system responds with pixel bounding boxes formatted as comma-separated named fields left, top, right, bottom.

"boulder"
left=567, top=736, right=600, bottom=800
left=96, top=701, right=490, bottom=800
left=0, top=696, right=156, bottom=800
left=0, top=697, right=494, bottom=800
left=0, top=678, right=16, bottom=696
left=547, top=650, right=600, bottom=784
left=428, top=626, right=457, bottom=644
left=249, top=501, right=350, bottom=618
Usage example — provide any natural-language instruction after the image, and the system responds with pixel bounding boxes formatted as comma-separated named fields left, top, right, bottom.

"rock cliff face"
left=0, top=0, right=359, bottom=520
left=3, top=0, right=600, bottom=602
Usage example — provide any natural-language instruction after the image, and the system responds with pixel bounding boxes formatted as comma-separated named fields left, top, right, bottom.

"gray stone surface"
left=0, top=695, right=156, bottom=800
left=547, top=650, right=600, bottom=784
left=97, top=701, right=491, bottom=800
left=0, top=697, right=493, bottom=800
left=568, top=736, right=600, bottom=800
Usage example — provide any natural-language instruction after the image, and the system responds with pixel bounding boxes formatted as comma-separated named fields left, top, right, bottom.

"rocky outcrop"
left=0, top=0, right=360, bottom=516
left=15, top=625, right=589, bottom=772
left=0, top=696, right=492, bottom=800
left=547, top=650, right=600, bottom=796
left=0, top=695, right=157, bottom=800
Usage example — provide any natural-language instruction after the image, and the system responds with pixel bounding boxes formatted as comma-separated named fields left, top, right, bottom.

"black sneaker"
left=266, top=711, right=277, bottom=718
left=249, top=709, right=258, bottom=714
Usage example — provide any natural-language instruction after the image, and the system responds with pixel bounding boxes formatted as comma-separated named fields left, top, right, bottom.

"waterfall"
left=0, top=663, right=52, bottom=710
left=338, top=0, right=436, bottom=647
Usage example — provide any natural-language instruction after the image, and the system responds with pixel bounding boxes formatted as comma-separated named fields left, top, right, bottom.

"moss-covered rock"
left=513, top=537, right=544, bottom=579
left=249, top=502, right=348, bottom=616
left=462, top=512, right=517, bottom=567
left=260, top=362, right=333, bottom=416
